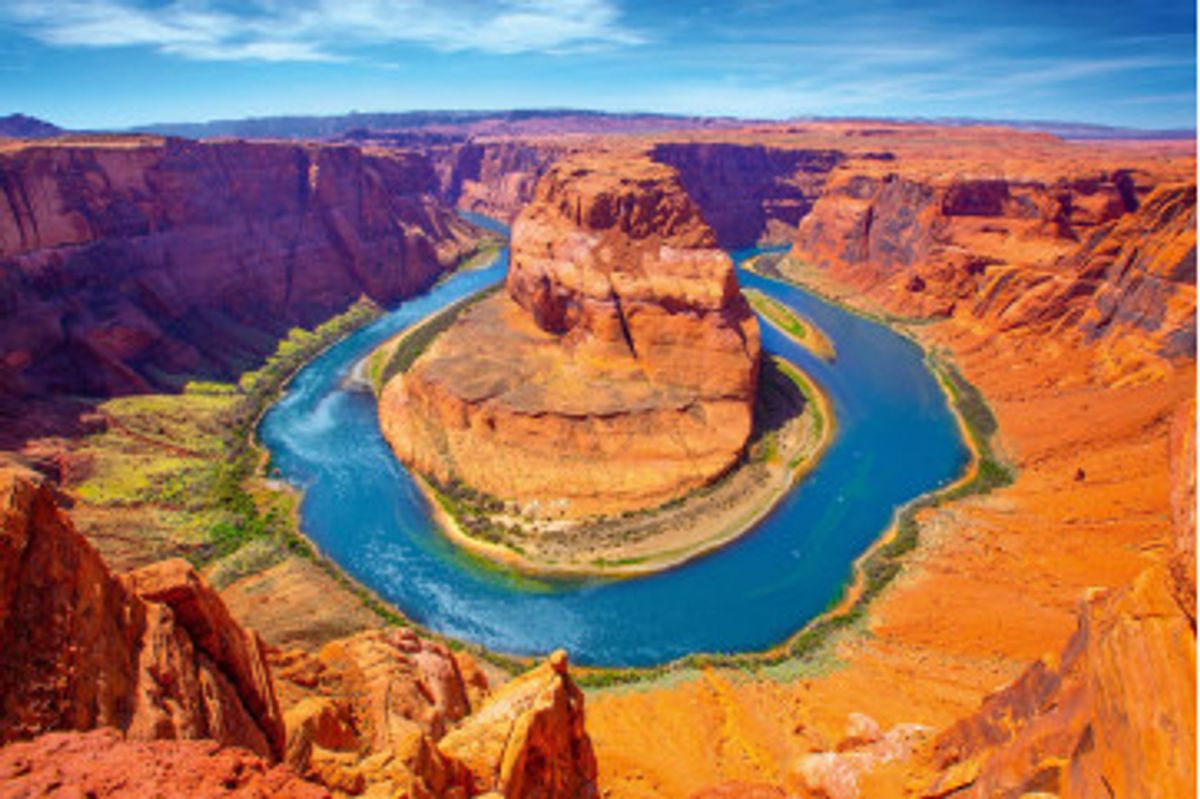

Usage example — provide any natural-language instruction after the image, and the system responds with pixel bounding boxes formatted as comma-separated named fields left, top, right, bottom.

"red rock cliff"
left=925, top=398, right=1196, bottom=799
left=0, top=461, right=285, bottom=760
left=0, top=136, right=481, bottom=399
left=791, top=158, right=1195, bottom=381
left=380, top=152, right=761, bottom=518
left=650, top=142, right=844, bottom=247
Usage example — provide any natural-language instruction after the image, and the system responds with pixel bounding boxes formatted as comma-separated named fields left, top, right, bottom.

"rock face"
left=275, top=641, right=595, bottom=799
left=650, top=142, right=843, bottom=247
left=0, top=729, right=328, bottom=799
left=380, top=152, right=761, bottom=517
left=439, top=651, right=597, bottom=799
left=0, top=137, right=481, bottom=399
left=273, top=628, right=478, bottom=797
left=792, top=162, right=1195, bottom=381
left=0, top=463, right=284, bottom=759
left=925, top=399, right=1197, bottom=799
left=430, top=140, right=573, bottom=223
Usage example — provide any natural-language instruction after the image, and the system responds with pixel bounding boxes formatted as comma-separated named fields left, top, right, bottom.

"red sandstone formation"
left=791, top=152, right=1195, bottom=381
left=0, top=729, right=328, bottom=799
left=380, top=152, right=761, bottom=518
left=439, top=650, right=597, bottom=799
left=649, top=142, right=843, bottom=247
left=0, top=136, right=481, bottom=401
left=0, top=462, right=284, bottom=759
left=925, top=398, right=1196, bottom=799
left=272, top=637, right=595, bottom=798
left=0, top=457, right=603, bottom=799
left=430, top=139, right=575, bottom=222
left=272, top=628, right=477, bottom=795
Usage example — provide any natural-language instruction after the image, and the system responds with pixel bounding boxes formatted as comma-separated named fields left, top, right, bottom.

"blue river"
left=259, top=216, right=969, bottom=667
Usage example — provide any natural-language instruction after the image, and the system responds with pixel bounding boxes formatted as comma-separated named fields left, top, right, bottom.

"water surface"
left=260, top=232, right=969, bottom=666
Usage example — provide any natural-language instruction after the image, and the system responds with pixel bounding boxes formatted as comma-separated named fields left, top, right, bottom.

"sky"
left=0, top=0, right=1195, bottom=130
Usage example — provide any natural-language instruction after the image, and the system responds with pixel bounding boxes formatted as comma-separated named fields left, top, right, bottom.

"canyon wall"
left=791, top=160, right=1196, bottom=381
left=0, top=136, right=481, bottom=400
left=650, top=142, right=843, bottom=247
left=926, top=399, right=1196, bottom=799
left=380, top=152, right=761, bottom=517
left=424, top=138, right=846, bottom=248
left=429, top=139, right=574, bottom=222
left=0, top=457, right=600, bottom=798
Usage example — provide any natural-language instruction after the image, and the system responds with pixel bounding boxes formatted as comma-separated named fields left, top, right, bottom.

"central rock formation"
left=380, top=152, right=761, bottom=518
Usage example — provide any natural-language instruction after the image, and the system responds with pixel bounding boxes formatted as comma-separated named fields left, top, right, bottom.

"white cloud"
left=1, top=0, right=643, bottom=61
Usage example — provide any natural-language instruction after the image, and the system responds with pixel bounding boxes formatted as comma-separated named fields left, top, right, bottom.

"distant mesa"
left=379, top=151, right=766, bottom=527
left=0, top=113, right=61, bottom=139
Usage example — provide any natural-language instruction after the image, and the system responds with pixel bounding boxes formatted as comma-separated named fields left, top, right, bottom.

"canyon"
left=0, top=136, right=483, bottom=421
left=0, top=119, right=1193, bottom=799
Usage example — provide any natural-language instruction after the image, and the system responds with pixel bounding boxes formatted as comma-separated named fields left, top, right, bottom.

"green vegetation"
left=773, top=357, right=827, bottom=462
left=456, top=241, right=503, bottom=272
left=368, top=285, right=501, bottom=394
left=73, top=298, right=382, bottom=583
left=929, top=354, right=1015, bottom=500
left=428, top=477, right=531, bottom=555
left=744, top=288, right=836, bottom=361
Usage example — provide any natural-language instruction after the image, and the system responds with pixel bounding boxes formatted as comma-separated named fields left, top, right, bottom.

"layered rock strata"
left=791, top=162, right=1195, bottom=382
left=380, top=153, right=761, bottom=518
left=0, top=462, right=284, bottom=759
left=926, top=399, right=1196, bottom=799
left=0, top=136, right=481, bottom=400
left=650, top=142, right=843, bottom=247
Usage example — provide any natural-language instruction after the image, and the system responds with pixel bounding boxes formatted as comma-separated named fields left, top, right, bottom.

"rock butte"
left=0, top=120, right=1194, bottom=799
left=379, top=152, right=762, bottom=519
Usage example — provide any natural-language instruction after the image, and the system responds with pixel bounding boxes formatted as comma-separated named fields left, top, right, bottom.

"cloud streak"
left=2, top=0, right=643, bottom=61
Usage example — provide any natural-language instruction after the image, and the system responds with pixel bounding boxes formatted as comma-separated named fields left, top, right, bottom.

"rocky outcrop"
left=380, top=152, right=761, bottom=517
left=925, top=398, right=1197, bottom=799
left=430, top=140, right=573, bottom=222
left=791, top=162, right=1195, bottom=380
left=0, top=463, right=285, bottom=759
left=272, top=628, right=478, bottom=796
left=0, top=137, right=481, bottom=399
left=274, top=641, right=595, bottom=799
left=0, top=729, right=327, bottom=799
left=439, top=650, right=597, bottom=799
left=650, top=142, right=843, bottom=247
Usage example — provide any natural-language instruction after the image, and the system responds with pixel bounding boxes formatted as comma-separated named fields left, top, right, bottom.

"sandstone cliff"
left=0, top=137, right=481, bottom=400
left=925, top=398, right=1196, bottom=799
left=0, top=462, right=285, bottom=758
left=650, top=142, right=843, bottom=247
left=439, top=650, right=597, bottom=799
left=791, top=160, right=1195, bottom=381
left=430, top=139, right=573, bottom=222
left=380, top=152, right=761, bottom=518
left=0, top=458, right=600, bottom=799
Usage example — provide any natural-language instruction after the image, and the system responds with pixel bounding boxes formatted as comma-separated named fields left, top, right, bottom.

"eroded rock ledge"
left=380, top=152, right=763, bottom=521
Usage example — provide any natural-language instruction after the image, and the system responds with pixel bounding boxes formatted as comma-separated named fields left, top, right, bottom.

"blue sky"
left=0, top=0, right=1194, bottom=130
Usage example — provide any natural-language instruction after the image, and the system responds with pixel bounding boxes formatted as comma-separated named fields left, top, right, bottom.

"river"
left=259, top=217, right=969, bottom=666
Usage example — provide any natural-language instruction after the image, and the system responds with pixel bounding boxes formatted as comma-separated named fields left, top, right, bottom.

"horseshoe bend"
left=375, top=152, right=836, bottom=574
left=0, top=113, right=1195, bottom=799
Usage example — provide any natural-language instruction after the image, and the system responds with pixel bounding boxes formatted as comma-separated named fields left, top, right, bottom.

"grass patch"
left=744, top=288, right=836, bottom=361
left=73, top=298, right=382, bottom=568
